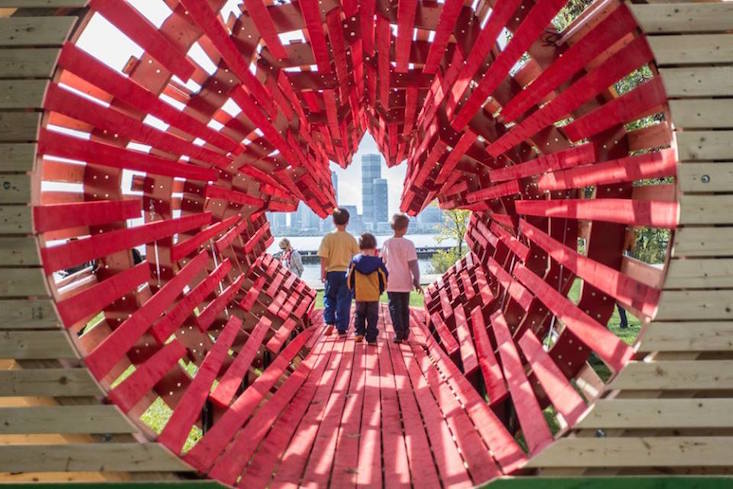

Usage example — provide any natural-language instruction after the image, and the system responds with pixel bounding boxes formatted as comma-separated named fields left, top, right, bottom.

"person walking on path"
left=318, top=207, right=359, bottom=336
left=381, top=213, right=423, bottom=343
left=347, top=233, right=388, bottom=346
left=278, top=238, right=304, bottom=277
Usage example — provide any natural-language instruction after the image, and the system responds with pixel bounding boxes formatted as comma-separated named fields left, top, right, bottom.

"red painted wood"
left=395, top=0, right=418, bottom=72
left=454, top=305, right=479, bottom=375
left=171, top=215, right=240, bottom=261
left=89, top=0, right=195, bottom=80
left=56, top=262, right=150, bottom=327
left=107, top=340, right=187, bottom=413
left=150, top=259, right=233, bottom=344
left=243, top=0, right=288, bottom=60
left=33, top=199, right=141, bottom=233
left=469, top=306, right=508, bottom=406
left=513, top=263, right=634, bottom=373
left=158, top=314, right=242, bottom=454
left=435, top=130, right=478, bottom=184
left=490, top=310, right=553, bottom=454
left=518, top=329, right=587, bottom=426
left=298, top=0, right=332, bottom=73
left=84, top=251, right=209, bottom=379
left=195, top=274, right=245, bottom=331
left=205, top=184, right=265, bottom=208
left=487, top=257, right=534, bottom=311
left=515, top=198, right=679, bottom=228
left=489, top=143, right=596, bottom=183
left=266, top=318, right=298, bottom=354
left=376, top=16, right=391, bottom=109
left=422, top=0, right=464, bottom=74
left=42, top=212, right=211, bottom=273
left=537, top=148, right=677, bottom=191
left=209, top=316, right=272, bottom=407
left=491, top=221, right=530, bottom=262
left=466, top=180, right=520, bottom=203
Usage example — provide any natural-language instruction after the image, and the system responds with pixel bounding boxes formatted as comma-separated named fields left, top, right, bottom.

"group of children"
left=317, top=207, right=422, bottom=345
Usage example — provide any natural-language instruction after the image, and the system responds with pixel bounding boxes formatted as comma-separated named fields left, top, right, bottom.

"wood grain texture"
left=0, top=205, right=31, bottom=233
left=649, top=34, right=733, bottom=65
left=0, top=237, right=40, bottom=265
left=609, top=361, right=733, bottom=390
left=0, top=299, right=57, bottom=329
left=0, top=368, right=101, bottom=396
left=0, top=405, right=136, bottom=434
left=0, top=267, right=47, bottom=297
left=674, top=227, right=733, bottom=257
left=630, top=3, right=733, bottom=33
left=0, top=16, right=77, bottom=46
left=665, top=259, right=733, bottom=289
left=677, top=131, right=733, bottom=161
left=575, top=399, right=733, bottom=429
left=640, top=322, right=733, bottom=352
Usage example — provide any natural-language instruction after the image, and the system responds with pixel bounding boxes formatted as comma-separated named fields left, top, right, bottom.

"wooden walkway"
left=208, top=304, right=524, bottom=489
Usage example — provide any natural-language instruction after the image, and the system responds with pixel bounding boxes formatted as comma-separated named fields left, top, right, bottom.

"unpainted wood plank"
left=0, top=368, right=101, bottom=396
left=677, top=130, right=733, bottom=161
left=665, top=258, right=733, bottom=288
left=0, top=79, right=46, bottom=109
left=0, top=17, right=77, bottom=46
left=0, top=48, right=59, bottom=78
left=0, top=237, right=39, bottom=265
left=670, top=99, right=733, bottom=129
left=0, top=443, right=193, bottom=472
left=0, top=143, right=36, bottom=171
left=657, top=290, right=733, bottom=320
left=640, top=321, right=733, bottom=351
left=609, top=360, right=733, bottom=390
left=0, top=1, right=87, bottom=6
left=661, top=67, right=733, bottom=98
left=0, top=112, right=39, bottom=141
left=0, top=204, right=31, bottom=233
left=679, top=195, right=733, bottom=225
left=0, top=330, right=77, bottom=359
left=0, top=267, right=48, bottom=297
left=0, top=405, right=136, bottom=434
left=673, top=227, right=733, bottom=257
left=649, top=34, right=733, bottom=65
left=630, top=3, right=733, bottom=33
left=526, top=436, right=733, bottom=468
left=0, top=173, right=29, bottom=203
left=575, top=399, right=733, bottom=429
left=678, top=162, right=733, bottom=193
left=0, top=299, right=57, bottom=329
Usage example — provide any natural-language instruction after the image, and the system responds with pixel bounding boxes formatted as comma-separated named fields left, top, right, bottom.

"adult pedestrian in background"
left=279, top=238, right=304, bottom=277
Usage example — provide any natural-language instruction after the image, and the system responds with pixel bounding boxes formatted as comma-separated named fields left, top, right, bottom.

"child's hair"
left=390, top=213, right=410, bottom=231
left=332, top=207, right=350, bottom=225
left=359, top=233, right=377, bottom=250
left=279, top=238, right=291, bottom=250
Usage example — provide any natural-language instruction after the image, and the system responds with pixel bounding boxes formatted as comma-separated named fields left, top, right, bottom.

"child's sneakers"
left=367, top=339, right=377, bottom=346
left=392, top=336, right=403, bottom=344
left=354, top=335, right=364, bottom=343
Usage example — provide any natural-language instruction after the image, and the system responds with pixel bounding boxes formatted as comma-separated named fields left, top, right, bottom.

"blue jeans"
left=324, top=271, right=352, bottom=333
left=388, top=292, right=411, bottom=340
left=355, top=301, right=379, bottom=342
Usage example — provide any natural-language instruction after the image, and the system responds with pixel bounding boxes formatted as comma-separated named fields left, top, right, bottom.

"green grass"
left=313, top=290, right=425, bottom=310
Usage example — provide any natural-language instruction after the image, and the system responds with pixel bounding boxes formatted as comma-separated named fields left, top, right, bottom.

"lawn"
left=313, top=289, right=425, bottom=309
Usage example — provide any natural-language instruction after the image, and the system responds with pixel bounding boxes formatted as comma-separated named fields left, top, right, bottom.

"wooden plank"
left=0, top=174, right=29, bottom=203
left=609, top=361, right=733, bottom=390
left=0, top=205, right=32, bottom=233
left=0, top=17, right=76, bottom=46
left=0, top=1, right=87, bottom=6
left=656, top=290, right=733, bottom=320
left=0, top=237, right=40, bottom=265
left=0, top=299, right=57, bottom=329
left=0, top=405, right=136, bottom=434
left=526, top=437, right=733, bottom=468
left=469, top=305, right=507, bottom=406
left=640, top=321, right=733, bottom=352
left=0, top=267, right=47, bottom=297
left=0, top=368, right=100, bottom=397
left=575, top=399, right=733, bottom=430
left=674, top=227, right=733, bottom=257
left=454, top=304, right=479, bottom=375
left=670, top=99, right=733, bottom=129
left=661, top=67, right=733, bottom=97
left=629, top=3, right=733, bottom=33
left=0, top=330, right=76, bottom=359
left=649, top=34, right=733, bottom=66
left=0, top=48, right=59, bottom=78
left=0, top=443, right=192, bottom=472
left=0, top=143, right=35, bottom=172
left=677, top=130, right=733, bottom=161
left=665, top=258, right=733, bottom=289
left=0, top=79, right=46, bottom=109
left=678, top=162, right=733, bottom=193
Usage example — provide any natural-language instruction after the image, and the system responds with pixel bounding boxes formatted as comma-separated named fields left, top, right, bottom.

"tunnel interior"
left=32, top=0, right=676, bottom=486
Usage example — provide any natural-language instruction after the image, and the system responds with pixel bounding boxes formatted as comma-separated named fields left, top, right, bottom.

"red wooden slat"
left=171, top=215, right=240, bottom=261
left=41, top=213, right=211, bottom=273
left=243, top=0, right=288, bottom=59
left=454, top=305, right=479, bottom=375
left=489, top=143, right=596, bottom=183
left=150, top=259, right=233, bottom=344
left=376, top=15, right=391, bottom=109
left=158, top=314, right=242, bottom=454
left=266, top=318, right=298, bottom=354
left=451, top=0, right=569, bottom=130
left=325, top=9, right=350, bottom=94
left=434, top=130, right=478, bottom=184
left=360, top=0, right=376, bottom=54
left=298, top=0, right=332, bottom=73
left=38, top=129, right=218, bottom=181
left=33, top=199, right=141, bottom=233
left=466, top=180, right=520, bottom=203
left=84, top=251, right=209, bottom=380
left=469, top=306, right=508, bottom=406
left=195, top=274, right=245, bottom=331
left=491, top=221, right=530, bottom=262
left=89, top=0, right=195, bottom=80
left=107, top=340, right=187, bottom=413
left=429, top=311, right=460, bottom=355
left=205, top=184, right=265, bottom=207
left=515, top=198, right=679, bottom=228
left=518, top=329, right=587, bottom=426
left=209, top=316, right=272, bottom=407
left=395, top=0, right=418, bottom=72
left=537, top=148, right=677, bottom=191
left=422, top=0, right=464, bottom=74
left=487, top=257, right=534, bottom=311
left=513, top=263, right=634, bottom=373
left=490, top=310, right=553, bottom=454
left=56, top=262, right=150, bottom=327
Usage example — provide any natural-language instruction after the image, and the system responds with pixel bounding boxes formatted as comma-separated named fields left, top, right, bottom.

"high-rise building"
left=361, top=154, right=381, bottom=224
left=331, top=171, right=338, bottom=203
left=374, top=178, right=388, bottom=224
left=267, top=211, right=287, bottom=233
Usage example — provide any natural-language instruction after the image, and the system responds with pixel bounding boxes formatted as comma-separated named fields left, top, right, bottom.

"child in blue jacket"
left=347, top=233, right=388, bottom=345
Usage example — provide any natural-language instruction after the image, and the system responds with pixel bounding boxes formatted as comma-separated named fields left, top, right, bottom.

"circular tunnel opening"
left=31, top=0, right=676, bottom=486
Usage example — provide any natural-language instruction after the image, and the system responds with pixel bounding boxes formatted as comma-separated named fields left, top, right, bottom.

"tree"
left=431, top=208, right=470, bottom=274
